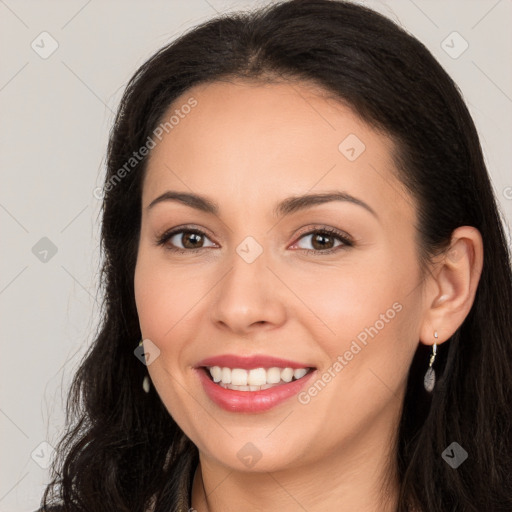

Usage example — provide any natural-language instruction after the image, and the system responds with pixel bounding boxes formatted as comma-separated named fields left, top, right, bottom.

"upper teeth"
left=207, top=366, right=309, bottom=386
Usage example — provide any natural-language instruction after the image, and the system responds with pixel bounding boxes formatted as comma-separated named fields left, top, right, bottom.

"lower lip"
left=196, top=368, right=317, bottom=413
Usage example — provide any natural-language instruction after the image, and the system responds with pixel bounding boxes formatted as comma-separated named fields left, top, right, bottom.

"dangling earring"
left=424, top=331, right=438, bottom=392
left=142, top=375, right=151, bottom=393
left=138, top=339, right=151, bottom=393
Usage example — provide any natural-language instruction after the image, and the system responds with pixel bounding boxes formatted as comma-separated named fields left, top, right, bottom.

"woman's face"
left=134, top=79, right=426, bottom=473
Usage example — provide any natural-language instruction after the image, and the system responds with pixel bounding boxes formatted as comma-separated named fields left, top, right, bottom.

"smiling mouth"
left=201, top=365, right=315, bottom=392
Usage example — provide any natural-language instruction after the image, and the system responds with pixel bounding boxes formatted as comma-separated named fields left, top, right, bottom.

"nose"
left=209, top=245, right=287, bottom=336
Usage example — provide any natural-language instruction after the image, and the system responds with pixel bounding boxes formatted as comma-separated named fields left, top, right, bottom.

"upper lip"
left=195, top=354, right=315, bottom=370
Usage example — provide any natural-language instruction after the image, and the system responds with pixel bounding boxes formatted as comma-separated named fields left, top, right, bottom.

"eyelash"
left=155, top=225, right=354, bottom=255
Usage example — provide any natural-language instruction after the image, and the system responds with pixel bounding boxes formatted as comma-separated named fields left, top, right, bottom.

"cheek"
left=134, top=245, right=197, bottom=338
left=295, top=294, right=418, bottom=449
left=134, top=251, right=201, bottom=427
left=293, top=251, right=420, bottom=394
left=134, top=256, right=169, bottom=337
left=291, top=252, right=413, bottom=342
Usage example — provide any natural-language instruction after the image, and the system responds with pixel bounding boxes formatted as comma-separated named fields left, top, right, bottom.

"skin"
left=134, top=79, right=483, bottom=512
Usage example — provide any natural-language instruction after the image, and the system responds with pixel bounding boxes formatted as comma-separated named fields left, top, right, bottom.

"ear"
left=419, top=226, right=484, bottom=346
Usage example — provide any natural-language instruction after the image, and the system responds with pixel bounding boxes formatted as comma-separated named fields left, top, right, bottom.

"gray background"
left=1, top=1, right=511, bottom=510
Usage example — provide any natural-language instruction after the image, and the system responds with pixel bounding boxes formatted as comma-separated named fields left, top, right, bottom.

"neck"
left=191, top=416, right=400, bottom=512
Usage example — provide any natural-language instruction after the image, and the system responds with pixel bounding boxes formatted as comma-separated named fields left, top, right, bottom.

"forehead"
left=142, top=79, right=414, bottom=226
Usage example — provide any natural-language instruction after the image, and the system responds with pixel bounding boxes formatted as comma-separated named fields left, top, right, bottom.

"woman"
left=40, top=0, right=512, bottom=511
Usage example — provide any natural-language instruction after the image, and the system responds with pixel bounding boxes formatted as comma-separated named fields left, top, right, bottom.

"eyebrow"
left=146, top=190, right=378, bottom=219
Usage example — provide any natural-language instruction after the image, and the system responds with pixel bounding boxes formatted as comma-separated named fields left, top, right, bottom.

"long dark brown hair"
left=42, top=1, right=512, bottom=510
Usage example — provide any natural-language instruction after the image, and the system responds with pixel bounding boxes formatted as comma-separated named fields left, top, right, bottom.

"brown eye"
left=156, top=228, right=216, bottom=253
left=292, top=227, right=353, bottom=254
left=310, top=232, right=337, bottom=250
left=179, top=231, right=204, bottom=249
